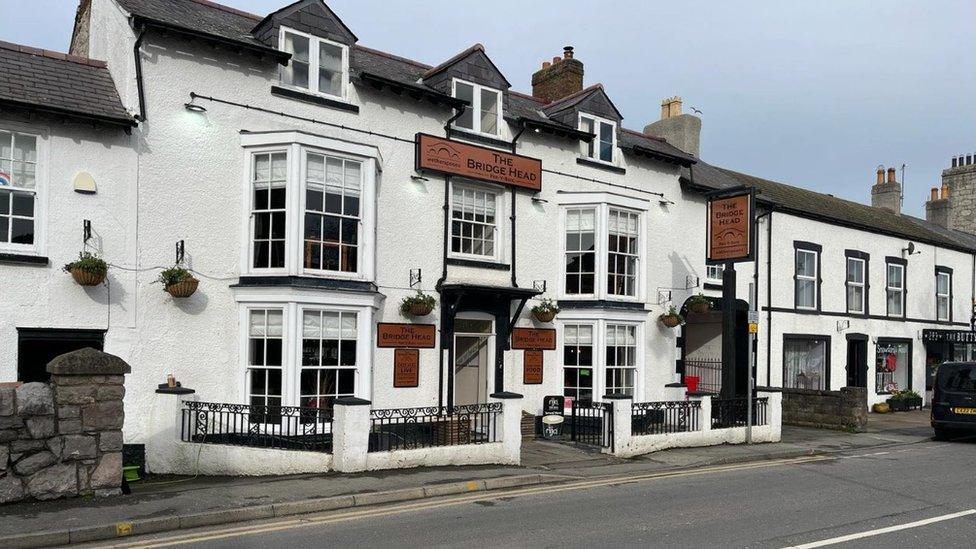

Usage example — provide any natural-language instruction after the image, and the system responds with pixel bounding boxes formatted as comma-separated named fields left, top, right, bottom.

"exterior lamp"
left=184, top=101, right=207, bottom=113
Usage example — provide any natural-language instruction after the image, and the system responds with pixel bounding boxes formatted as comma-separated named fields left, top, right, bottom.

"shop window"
left=0, top=129, right=38, bottom=250
left=250, top=152, right=287, bottom=269
left=846, top=257, right=866, bottom=314
left=452, top=79, right=502, bottom=136
left=579, top=114, right=616, bottom=163
left=936, top=268, right=951, bottom=321
left=783, top=335, right=829, bottom=390
left=247, top=309, right=284, bottom=419
left=564, top=208, right=596, bottom=295
left=300, top=310, right=357, bottom=411
left=876, top=340, right=910, bottom=394
left=795, top=247, right=818, bottom=310
left=886, top=261, right=905, bottom=317
left=605, top=324, right=636, bottom=395
left=304, top=153, right=361, bottom=273
left=279, top=29, right=348, bottom=100
left=17, top=328, right=104, bottom=383
left=562, top=324, right=594, bottom=405
left=450, top=183, right=499, bottom=259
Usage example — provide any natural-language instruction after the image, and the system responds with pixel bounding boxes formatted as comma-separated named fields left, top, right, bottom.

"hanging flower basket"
left=531, top=299, right=560, bottom=323
left=659, top=306, right=683, bottom=328
left=63, top=252, right=108, bottom=287
left=157, top=266, right=199, bottom=298
left=687, top=293, right=711, bottom=314
left=165, top=277, right=199, bottom=298
left=401, top=290, right=436, bottom=317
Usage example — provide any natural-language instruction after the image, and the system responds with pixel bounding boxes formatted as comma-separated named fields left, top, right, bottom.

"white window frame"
left=937, top=271, right=951, bottom=321
left=706, top=265, right=724, bottom=282
left=243, top=306, right=288, bottom=413
left=846, top=257, right=866, bottom=314
left=0, top=126, right=46, bottom=256
left=795, top=249, right=818, bottom=310
left=448, top=179, right=505, bottom=263
left=247, top=148, right=290, bottom=274
left=451, top=78, right=503, bottom=137
left=300, top=149, right=364, bottom=277
left=563, top=207, right=598, bottom=298
left=240, top=131, right=379, bottom=281
left=297, top=306, right=363, bottom=409
left=606, top=208, right=640, bottom=298
left=278, top=27, right=350, bottom=101
left=886, top=262, right=905, bottom=317
left=561, top=322, right=596, bottom=405
left=604, top=323, right=638, bottom=396
left=578, top=112, right=617, bottom=164
left=558, top=193, right=648, bottom=302
left=556, top=312, right=646, bottom=406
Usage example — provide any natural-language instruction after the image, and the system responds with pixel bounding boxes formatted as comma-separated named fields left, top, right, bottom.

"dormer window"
left=579, top=114, right=616, bottom=163
left=280, top=28, right=348, bottom=100
left=452, top=79, right=502, bottom=136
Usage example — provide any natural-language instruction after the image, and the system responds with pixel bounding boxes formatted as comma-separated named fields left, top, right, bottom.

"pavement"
left=0, top=410, right=937, bottom=548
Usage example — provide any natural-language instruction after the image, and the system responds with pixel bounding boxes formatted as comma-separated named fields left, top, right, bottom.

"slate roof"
left=684, top=161, right=976, bottom=252
left=0, top=41, right=133, bottom=126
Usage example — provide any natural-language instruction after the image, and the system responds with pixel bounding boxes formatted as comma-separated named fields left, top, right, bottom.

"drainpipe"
left=766, top=211, right=773, bottom=385
left=131, top=20, right=147, bottom=122
left=754, top=209, right=771, bottom=386
left=509, top=123, right=527, bottom=288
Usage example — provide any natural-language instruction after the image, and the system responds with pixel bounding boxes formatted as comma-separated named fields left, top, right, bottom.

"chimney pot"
left=968, top=154, right=973, bottom=165
left=952, top=156, right=958, bottom=168
left=563, top=46, right=574, bottom=59
left=542, top=61, right=550, bottom=69
left=876, top=167, right=885, bottom=185
left=942, top=183, right=950, bottom=199
left=552, top=56, right=560, bottom=65
left=887, top=167, right=896, bottom=183
left=930, top=187, right=939, bottom=201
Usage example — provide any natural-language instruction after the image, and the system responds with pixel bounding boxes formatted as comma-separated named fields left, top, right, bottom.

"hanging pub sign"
left=706, top=189, right=756, bottom=264
left=377, top=323, right=436, bottom=348
left=415, top=133, right=542, bottom=191
left=511, top=327, right=556, bottom=350
left=523, top=350, right=544, bottom=385
left=393, top=349, right=420, bottom=388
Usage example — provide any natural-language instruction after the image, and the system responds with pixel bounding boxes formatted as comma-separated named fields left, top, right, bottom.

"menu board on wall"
left=523, top=350, right=543, bottom=384
left=393, top=349, right=420, bottom=388
left=511, top=328, right=556, bottom=350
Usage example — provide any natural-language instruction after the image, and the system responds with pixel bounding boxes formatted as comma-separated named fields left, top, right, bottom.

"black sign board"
left=543, top=395, right=564, bottom=416
left=922, top=329, right=976, bottom=344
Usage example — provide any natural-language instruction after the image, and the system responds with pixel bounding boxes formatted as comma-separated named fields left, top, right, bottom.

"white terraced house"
left=0, top=0, right=971, bottom=474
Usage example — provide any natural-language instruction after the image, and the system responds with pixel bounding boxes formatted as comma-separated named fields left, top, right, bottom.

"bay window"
left=562, top=324, right=594, bottom=405
left=0, top=129, right=38, bottom=249
left=247, top=309, right=284, bottom=414
left=783, top=335, right=829, bottom=390
left=279, top=28, right=348, bottom=100
left=579, top=114, right=616, bottom=163
left=605, top=324, right=637, bottom=395
left=936, top=268, right=951, bottom=321
left=450, top=183, right=499, bottom=259
left=300, top=310, right=357, bottom=410
left=251, top=152, right=288, bottom=269
left=452, top=79, right=502, bottom=136
left=561, top=317, right=644, bottom=404
left=304, top=153, right=361, bottom=273
left=561, top=200, right=644, bottom=301
left=886, top=260, right=906, bottom=317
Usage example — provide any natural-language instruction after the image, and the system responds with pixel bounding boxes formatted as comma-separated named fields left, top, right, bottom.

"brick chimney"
left=871, top=166, right=901, bottom=213
left=926, top=184, right=950, bottom=228
left=531, top=46, right=583, bottom=103
left=643, top=96, right=702, bottom=157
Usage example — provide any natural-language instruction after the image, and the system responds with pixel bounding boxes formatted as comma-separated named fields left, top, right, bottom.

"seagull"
left=691, top=106, right=703, bottom=115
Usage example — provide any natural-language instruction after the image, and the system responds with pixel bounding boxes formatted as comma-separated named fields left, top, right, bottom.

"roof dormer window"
left=279, top=28, right=348, bottom=100
left=579, top=113, right=616, bottom=164
left=452, top=79, right=502, bottom=137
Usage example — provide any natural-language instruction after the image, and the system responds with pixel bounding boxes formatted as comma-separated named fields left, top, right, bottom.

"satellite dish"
left=908, top=242, right=916, bottom=255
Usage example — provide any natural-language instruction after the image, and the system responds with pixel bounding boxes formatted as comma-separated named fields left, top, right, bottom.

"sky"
left=0, top=0, right=973, bottom=217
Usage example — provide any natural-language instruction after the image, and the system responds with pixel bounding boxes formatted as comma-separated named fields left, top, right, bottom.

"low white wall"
left=156, top=441, right=332, bottom=476
left=365, top=442, right=513, bottom=470
left=615, top=425, right=775, bottom=458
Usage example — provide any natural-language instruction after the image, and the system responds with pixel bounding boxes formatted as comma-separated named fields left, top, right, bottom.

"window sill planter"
left=165, top=277, right=199, bottom=298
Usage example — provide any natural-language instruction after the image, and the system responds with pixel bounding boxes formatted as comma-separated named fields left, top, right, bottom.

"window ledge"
left=702, top=282, right=723, bottom=291
left=447, top=257, right=510, bottom=271
left=557, top=299, right=648, bottom=311
left=271, top=85, right=360, bottom=114
left=576, top=157, right=626, bottom=174
left=231, top=275, right=378, bottom=293
left=0, top=253, right=48, bottom=266
left=449, top=129, right=512, bottom=150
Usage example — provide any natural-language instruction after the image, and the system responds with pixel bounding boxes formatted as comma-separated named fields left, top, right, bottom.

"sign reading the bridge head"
left=415, top=133, right=542, bottom=191
left=707, top=189, right=755, bottom=264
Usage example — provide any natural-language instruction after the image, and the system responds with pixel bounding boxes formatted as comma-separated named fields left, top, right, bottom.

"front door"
left=453, top=317, right=494, bottom=406
left=846, top=337, right=868, bottom=388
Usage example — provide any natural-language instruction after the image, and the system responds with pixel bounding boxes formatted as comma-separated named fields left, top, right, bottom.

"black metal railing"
left=631, top=400, right=701, bottom=435
left=368, top=403, right=502, bottom=452
left=181, top=401, right=333, bottom=453
left=711, top=397, right=768, bottom=429
left=685, top=359, right=722, bottom=393
left=569, top=401, right=613, bottom=450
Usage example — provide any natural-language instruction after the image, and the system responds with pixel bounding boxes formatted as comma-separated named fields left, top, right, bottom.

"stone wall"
left=781, top=386, right=867, bottom=432
left=0, top=348, right=130, bottom=504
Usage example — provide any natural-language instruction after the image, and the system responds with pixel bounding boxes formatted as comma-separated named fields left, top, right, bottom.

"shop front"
left=875, top=338, right=912, bottom=395
left=922, top=329, right=976, bottom=391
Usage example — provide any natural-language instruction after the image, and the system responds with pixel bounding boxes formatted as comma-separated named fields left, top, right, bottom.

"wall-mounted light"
left=531, top=196, right=548, bottom=204
left=410, top=175, right=429, bottom=183
left=184, top=98, right=207, bottom=113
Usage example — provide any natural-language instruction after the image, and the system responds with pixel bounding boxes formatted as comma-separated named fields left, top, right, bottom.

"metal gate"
left=569, top=401, right=613, bottom=450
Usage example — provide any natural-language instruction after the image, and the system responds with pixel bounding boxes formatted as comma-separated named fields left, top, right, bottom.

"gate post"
left=490, top=392, right=523, bottom=465
left=697, top=395, right=713, bottom=433
left=332, top=397, right=371, bottom=473
left=603, top=394, right=632, bottom=456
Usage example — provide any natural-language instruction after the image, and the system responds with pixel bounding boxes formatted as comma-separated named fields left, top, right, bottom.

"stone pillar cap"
left=47, top=347, right=131, bottom=375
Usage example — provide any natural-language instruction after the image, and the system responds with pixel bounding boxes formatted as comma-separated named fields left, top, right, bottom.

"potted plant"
left=659, top=305, right=683, bottom=328
left=157, top=266, right=199, bottom=298
left=687, top=293, right=711, bottom=314
left=893, top=389, right=923, bottom=411
left=62, top=252, right=108, bottom=286
left=531, top=299, right=560, bottom=323
left=886, top=390, right=911, bottom=412
left=400, top=290, right=436, bottom=317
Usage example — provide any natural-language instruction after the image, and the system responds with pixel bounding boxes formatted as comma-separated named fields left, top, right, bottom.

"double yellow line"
left=96, top=455, right=829, bottom=548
